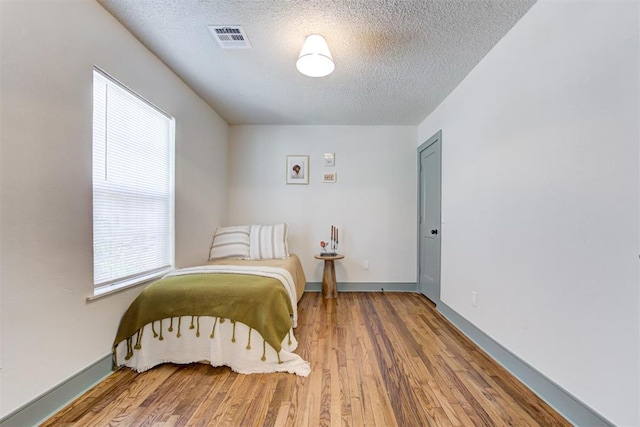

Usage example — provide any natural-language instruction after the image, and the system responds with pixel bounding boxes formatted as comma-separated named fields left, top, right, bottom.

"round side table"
left=314, top=254, right=345, bottom=299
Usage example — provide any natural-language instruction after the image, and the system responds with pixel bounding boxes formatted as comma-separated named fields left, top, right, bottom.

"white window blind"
left=92, top=68, right=175, bottom=294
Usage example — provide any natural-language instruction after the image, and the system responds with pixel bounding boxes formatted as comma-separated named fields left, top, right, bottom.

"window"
left=92, top=68, right=175, bottom=297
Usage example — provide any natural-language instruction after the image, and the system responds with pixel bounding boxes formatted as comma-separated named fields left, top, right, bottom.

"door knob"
left=431, top=229, right=438, bottom=235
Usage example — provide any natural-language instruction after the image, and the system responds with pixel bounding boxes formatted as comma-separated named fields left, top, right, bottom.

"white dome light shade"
left=296, top=35, right=335, bottom=77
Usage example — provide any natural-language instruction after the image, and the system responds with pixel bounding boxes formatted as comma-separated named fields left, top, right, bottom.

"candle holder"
left=320, top=225, right=338, bottom=256
left=330, top=235, right=338, bottom=255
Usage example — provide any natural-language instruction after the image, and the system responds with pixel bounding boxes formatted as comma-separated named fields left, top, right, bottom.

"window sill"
left=86, top=269, right=173, bottom=301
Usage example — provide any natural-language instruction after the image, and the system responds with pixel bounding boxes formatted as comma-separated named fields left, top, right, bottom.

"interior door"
left=418, top=131, right=441, bottom=303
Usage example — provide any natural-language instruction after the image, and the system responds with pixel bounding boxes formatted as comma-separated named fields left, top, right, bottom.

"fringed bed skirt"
left=114, top=315, right=310, bottom=377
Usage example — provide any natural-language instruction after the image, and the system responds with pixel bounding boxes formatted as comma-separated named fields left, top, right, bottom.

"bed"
left=112, top=224, right=310, bottom=376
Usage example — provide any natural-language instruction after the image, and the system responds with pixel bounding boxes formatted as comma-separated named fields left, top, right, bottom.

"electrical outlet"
left=363, top=260, right=370, bottom=270
left=471, top=291, right=478, bottom=307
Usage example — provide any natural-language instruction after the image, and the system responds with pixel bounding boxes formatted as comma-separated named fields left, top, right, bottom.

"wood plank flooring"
left=42, top=292, right=570, bottom=426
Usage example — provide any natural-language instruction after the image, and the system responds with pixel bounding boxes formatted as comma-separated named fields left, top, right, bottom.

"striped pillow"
left=209, top=225, right=251, bottom=260
left=249, top=224, right=289, bottom=260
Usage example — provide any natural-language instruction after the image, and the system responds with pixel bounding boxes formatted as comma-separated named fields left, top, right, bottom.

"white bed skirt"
left=114, top=315, right=310, bottom=377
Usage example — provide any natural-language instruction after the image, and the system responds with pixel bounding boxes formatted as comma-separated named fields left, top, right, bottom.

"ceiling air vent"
left=208, top=25, right=252, bottom=49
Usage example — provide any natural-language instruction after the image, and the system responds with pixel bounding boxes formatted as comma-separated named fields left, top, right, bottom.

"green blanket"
left=113, top=273, right=293, bottom=365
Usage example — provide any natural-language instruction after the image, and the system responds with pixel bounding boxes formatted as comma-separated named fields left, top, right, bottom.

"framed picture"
left=323, top=172, right=337, bottom=183
left=324, top=152, right=335, bottom=167
left=286, top=155, right=309, bottom=184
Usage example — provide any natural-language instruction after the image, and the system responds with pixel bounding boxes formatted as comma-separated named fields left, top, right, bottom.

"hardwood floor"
left=42, top=292, right=570, bottom=426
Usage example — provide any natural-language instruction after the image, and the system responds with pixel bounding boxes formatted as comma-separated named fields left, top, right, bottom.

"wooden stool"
left=314, top=254, right=345, bottom=299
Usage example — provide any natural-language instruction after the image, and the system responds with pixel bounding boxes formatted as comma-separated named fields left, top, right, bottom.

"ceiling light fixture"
left=296, top=35, right=334, bottom=78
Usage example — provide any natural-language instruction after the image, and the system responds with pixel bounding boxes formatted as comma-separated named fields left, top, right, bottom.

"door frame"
left=417, top=130, right=442, bottom=303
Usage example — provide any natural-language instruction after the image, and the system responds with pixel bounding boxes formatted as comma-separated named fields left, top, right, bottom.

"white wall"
left=418, top=1, right=639, bottom=425
left=0, top=1, right=228, bottom=417
left=228, top=125, right=417, bottom=284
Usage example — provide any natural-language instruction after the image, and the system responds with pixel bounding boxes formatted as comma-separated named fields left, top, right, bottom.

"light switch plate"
left=324, top=152, right=335, bottom=167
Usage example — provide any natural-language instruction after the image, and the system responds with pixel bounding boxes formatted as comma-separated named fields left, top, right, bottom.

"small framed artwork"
left=286, top=155, right=309, bottom=185
left=324, top=152, right=335, bottom=167
left=323, top=172, right=337, bottom=183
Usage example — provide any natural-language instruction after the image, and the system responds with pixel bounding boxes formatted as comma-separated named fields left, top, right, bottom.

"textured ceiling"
left=97, top=0, right=536, bottom=125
